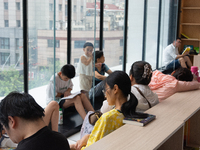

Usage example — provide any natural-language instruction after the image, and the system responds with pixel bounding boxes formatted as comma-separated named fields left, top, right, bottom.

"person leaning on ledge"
left=163, top=38, right=192, bottom=71
left=0, top=91, right=70, bottom=150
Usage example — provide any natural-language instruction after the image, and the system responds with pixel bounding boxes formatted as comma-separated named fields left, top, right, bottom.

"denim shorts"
left=166, top=59, right=181, bottom=70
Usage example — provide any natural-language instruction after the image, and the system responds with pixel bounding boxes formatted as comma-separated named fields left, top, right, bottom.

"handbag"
left=134, top=86, right=152, bottom=108
left=88, top=111, right=103, bottom=125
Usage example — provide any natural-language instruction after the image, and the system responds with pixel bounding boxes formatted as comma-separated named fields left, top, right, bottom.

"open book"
left=182, top=47, right=191, bottom=55
left=60, top=91, right=81, bottom=100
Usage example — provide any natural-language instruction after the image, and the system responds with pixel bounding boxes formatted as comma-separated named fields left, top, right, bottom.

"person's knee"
left=179, top=57, right=184, bottom=62
left=74, top=95, right=82, bottom=102
left=48, top=101, right=59, bottom=110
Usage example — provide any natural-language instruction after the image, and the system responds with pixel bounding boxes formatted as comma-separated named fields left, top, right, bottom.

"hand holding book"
left=182, top=47, right=191, bottom=55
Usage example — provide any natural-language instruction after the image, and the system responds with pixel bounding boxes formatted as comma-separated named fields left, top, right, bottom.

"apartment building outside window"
left=16, top=2, right=20, bottom=10
left=4, top=20, right=9, bottom=27
left=0, top=53, right=10, bottom=65
left=4, top=2, right=8, bottom=10
left=16, top=20, right=21, bottom=27
left=81, top=6, right=83, bottom=13
left=0, top=38, right=10, bottom=49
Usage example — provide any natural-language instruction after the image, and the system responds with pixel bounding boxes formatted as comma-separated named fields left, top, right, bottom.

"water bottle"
left=58, top=108, right=63, bottom=125
left=191, top=66, right=198, bottom=81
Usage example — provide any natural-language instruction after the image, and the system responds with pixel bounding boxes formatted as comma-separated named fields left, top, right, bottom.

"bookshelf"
left=179, top=0, right=200, bottom=55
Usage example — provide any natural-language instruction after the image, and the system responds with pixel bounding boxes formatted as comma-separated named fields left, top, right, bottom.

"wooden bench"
left=85, top=88, right=200, bottom=150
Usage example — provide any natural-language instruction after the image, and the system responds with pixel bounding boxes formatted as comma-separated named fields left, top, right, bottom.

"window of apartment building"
left=15, top=53, right=20, bottom=67
left=49, top=20, right=53, bottom=30
left=16, top=2, right=20, bottom=10
left=95, top=40, right=104, bottom=48
left=120, top=39, right=123, bottom=46
left=81, top=6, right=83, bottom=13
left=74, top=58, right=79, bottom=68
left=65, top=5, right=68, bottom=16
left=59, top=4, right=62, bottom=11
left=49, top=3, right=53, bottom=11
left=119, top=56, right=123, bottom=65
left=47, top=39, right=60, bottom=48
left=0, top=38, right=10, bottom=49
left=16, top=38, right=19, bottom=50
left=4, top=2, right=8, bottom=10
left=0, top=53, right=10, bottom=65
left=4, top=20, right=9, bottom=27
left=16, top=20, right=21, bottom=27
left=74, top=5, right=76, bottom=12
left=74, top=40, right=86, bottom=48
left=47, top=57, right=60, bottom=64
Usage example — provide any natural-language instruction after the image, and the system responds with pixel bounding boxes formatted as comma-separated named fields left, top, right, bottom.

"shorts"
left=79, top=74, right=92, bottom=91
left=166, top=59, right=181, bottom=70
left=59, top=99, right=65, bottom=108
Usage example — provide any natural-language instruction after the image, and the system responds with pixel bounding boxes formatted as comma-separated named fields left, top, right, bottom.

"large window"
left=47, top=39, right=60, bottom=48
left=1, top=38, right=10, bottom=49
left=74, top=41, right=86, bottom=48
left=4, top=20, right=9, bottom=27
left=0, top=53, right=10, bottom=65
left=16, top=2, right=20, bottom=10
left=4, top=2, right=8, bottom=10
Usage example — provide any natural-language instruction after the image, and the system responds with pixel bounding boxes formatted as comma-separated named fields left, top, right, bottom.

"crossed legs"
left=62, top=93, right=94, bottom=119
left=179, top=56, right=192, bottom=68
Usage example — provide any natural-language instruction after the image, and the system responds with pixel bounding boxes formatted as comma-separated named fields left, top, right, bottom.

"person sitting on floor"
left=46, top=64, right=94, bottom=120
left=70, top=71, right=146, bottom=150
left=0, top=91, right=70, bottom=150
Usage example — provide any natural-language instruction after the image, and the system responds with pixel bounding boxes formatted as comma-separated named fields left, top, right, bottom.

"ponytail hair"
left=105, top=71, right=147, bottom=118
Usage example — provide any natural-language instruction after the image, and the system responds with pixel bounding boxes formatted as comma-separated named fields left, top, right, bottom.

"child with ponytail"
left=70, top=71, right=144, bottom=150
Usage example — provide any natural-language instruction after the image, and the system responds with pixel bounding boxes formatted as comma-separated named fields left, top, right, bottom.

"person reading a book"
left=101, top=61, right=159, bottom=113
left=0, top=92, right=70, bottom=150
left=163, top=38, right=192, bottom=72
left=0, top=100, right=60, bottom=148
left=46, top=64, right=94, bottom=120
left=70, top=71, right=146, bottom=150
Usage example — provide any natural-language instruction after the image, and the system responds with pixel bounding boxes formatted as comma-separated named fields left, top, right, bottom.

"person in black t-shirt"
left=0, top=91, right=70, bottom=150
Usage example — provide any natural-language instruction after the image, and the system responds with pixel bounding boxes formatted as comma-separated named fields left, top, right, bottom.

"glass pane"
left=28, top=1, right=68, bottom=108
left=145, top=0, right=159, bottom=70
left=0, top=1, right=24, bottom=98
left=126, top=1, right=144, bottom=73
left=72, top=0, right=98, bottom=95
left=159, top=0, right=179, bottom=68
left=103, top=0, right=125, bottom=71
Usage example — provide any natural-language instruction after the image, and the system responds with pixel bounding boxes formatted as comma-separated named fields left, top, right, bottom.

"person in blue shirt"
left=93, top=51, right=112, bottom=86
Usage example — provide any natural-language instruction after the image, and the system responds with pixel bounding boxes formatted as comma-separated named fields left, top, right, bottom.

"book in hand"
left=60, top=91, right=81, bottom=100
left=182, top=47, right=191, bottom=55
left=123, top=113, right=156, bottom=127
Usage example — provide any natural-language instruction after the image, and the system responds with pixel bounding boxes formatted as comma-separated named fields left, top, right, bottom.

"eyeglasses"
left=102, top=87, right=110, bottom=95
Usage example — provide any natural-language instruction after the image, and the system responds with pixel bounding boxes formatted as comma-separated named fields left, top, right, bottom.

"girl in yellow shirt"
left=71, top=71, right=146, bottom=150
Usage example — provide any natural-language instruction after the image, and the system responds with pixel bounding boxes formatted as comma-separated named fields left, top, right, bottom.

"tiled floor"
left=67, top=132, right=80, bottom=145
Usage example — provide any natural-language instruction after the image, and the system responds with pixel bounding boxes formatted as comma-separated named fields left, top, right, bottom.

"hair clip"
left=142, top=64, right=152, bottom=79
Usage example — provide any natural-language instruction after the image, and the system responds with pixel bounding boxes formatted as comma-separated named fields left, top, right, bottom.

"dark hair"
left=129, top=61, right=152, bottom=85
left=93, top=51, right=104, bottom=63
left=105, top=71, right=147, bottom=118
left=172, top=67, right=193, bottom=81
left=61, top=64, right=75, bottom=79
left=0, top=92, right=45, bottom=129
left=176, top=37, right=181, bottom=41
left=83, top=42, right=94, bottom=48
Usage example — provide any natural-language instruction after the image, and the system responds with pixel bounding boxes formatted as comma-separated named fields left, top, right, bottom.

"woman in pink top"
left=149, top=67, right=200, bottom=101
